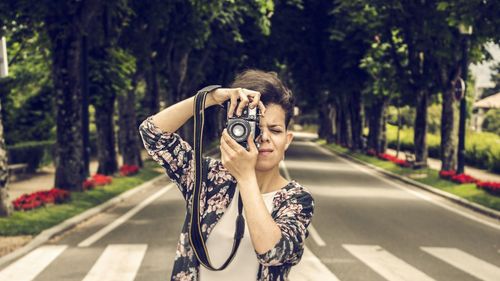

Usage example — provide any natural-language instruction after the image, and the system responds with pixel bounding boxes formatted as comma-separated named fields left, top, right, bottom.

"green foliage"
left=482, top=109, right=500, bottom=135
left=0, top=31, right=54, bottom=145
left=6, top=140, right=54, bottom=172
left=89, top=47, right=136, bottom=107
left=481, top=62, right=500, bottom=98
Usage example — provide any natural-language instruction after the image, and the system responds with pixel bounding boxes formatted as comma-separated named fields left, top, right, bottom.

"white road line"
left=421, top=247, right=500, bottom=281
left=82, top=244, right=147, bottom=281
left=78, top=184, right=174, bottom=247
left=280, top=160, right=292, bottom=182
left=343, top=244, right=436, bottom=281
left=307, top=225, right=326, bottom=247
left=280, top=159, right=327, bottom=247
left=315, top=145, right=500, bottom=231
left=289, top=246, right=341, bottom=281
left=0, top=245, right=67, bottom=281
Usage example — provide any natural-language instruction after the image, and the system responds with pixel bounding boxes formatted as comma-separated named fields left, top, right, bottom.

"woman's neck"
left=255, top=165, right=289, bottom=194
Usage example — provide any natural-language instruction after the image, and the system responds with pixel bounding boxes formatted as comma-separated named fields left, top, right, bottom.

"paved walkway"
left=386, top=148, right=500, bottom=182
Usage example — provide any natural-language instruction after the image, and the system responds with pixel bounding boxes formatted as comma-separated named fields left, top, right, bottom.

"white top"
left=199, top=185, right=278, bottom=280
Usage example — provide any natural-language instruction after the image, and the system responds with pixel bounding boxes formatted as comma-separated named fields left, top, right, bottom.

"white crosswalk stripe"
left=2, top=243, right=500, bottom=281
left=82, top=244, right=148, bottom=281
left=343, top=244, right=436, bottom=281
left=289, top=247, right=340, bottom=281
left=421, top=247, right=500, bottom=281
left=0, top=245, right=67, bottom=281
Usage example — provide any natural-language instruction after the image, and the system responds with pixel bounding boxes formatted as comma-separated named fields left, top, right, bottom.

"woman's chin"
left=255, top=160, right=278, bottom=172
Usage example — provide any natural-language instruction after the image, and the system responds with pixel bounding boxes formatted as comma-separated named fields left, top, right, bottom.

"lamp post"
left=457, top=24, right=473, bottom=174
left=0, top=37, right=8, bottom=78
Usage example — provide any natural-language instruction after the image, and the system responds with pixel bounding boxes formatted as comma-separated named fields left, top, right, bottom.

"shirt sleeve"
left=255, top=189, right=315, bottom=266
left=138, top=116, right=196, bottom=201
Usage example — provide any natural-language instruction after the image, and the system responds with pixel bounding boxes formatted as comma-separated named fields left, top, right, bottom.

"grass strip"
left=0, top=160, right=161, bottom=236
left=319, top=140, right=500, bottom=212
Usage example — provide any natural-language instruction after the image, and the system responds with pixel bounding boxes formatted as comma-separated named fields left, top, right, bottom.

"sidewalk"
left=386, top=148, right=500, bottom=182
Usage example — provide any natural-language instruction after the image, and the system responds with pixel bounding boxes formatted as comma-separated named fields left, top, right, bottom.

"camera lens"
left=232, top=124, right=246, bottom=137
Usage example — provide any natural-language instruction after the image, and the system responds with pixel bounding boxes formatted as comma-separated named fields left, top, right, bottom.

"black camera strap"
left=189, top=85, right=245, bottom=271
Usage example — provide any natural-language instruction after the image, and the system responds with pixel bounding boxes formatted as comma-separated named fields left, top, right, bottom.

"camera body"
left=226, top=101, right=261, bottom=150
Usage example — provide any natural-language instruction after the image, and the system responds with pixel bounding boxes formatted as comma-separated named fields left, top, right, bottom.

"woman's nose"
left=257, top=129, right=270, bottom=143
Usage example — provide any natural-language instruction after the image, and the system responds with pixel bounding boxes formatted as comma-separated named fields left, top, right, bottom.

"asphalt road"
left=1, top=133, right=499, bottom=281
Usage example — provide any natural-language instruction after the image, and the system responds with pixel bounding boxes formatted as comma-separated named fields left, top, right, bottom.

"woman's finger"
left=249, top=91, right=261, bottom=109
left=257, top=101, right=266, bottom=115
left=227, top=89, right=239, bottom=118
left=236, top=90, right=249, bottom=116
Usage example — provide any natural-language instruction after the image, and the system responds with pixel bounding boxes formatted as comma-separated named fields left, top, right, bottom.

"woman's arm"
left=151, top=89, right=220, bottom=133
left=151, top=87, right=263, bottom=133
left=238, top=176, right=282, bottom=254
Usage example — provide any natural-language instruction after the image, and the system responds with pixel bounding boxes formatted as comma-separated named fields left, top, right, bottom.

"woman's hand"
left=220, top=128, right=259, bottom=183
left=210, top=88, right=266, bottom=117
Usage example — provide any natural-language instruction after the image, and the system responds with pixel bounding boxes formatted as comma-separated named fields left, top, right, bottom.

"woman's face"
left=255, top=103, right=294, bottom=171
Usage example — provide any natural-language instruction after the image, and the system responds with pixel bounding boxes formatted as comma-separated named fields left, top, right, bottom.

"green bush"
left=386, top=124, right=500, bottom=173
left=482, top=109, right=500, bottom=135
left=7, top=140, right=55, bottom=172
left=7, top=136, right=98, bottom=172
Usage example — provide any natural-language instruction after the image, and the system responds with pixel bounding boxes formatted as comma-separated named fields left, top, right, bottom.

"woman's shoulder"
left=277, top=180, right=314, bottom=205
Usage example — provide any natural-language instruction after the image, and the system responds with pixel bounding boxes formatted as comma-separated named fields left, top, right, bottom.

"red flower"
left=12, top=188, right=71, bottom=211
left=83, top=179, right=95, bottom=190
left=450, top=173, right=478, bottom=184
left=439, top=170, right=456, bottom=179
left=476, top=181, right=500, bottom=196
left=120, top=164, right=140, bottom=176
left=375, top=153, right=411, bottom=167
left=91, top=174, right=113, bottom=186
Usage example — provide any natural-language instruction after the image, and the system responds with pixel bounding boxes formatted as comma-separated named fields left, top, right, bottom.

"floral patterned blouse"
left=139, top=116, right=315, bottom=281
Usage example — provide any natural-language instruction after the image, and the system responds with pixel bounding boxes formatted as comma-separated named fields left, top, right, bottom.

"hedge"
left=7, top=136, right=98, bottom=172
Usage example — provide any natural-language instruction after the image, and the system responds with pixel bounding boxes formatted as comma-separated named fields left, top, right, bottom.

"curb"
left=319, top=144, right=500, bottom=221
left=0, top=174, right=165, bottom=268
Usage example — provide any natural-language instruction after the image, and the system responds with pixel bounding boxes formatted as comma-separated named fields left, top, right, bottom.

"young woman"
left=139, top=69, right=314, bottom=281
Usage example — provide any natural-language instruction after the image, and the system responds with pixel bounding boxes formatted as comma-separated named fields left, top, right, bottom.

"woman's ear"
left=285, top=131, right=294, bottom=151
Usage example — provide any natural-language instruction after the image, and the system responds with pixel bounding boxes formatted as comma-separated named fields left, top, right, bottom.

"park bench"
left=404, top=150, right=427, bottom=169
left=8, top=163, right=29, bottom=180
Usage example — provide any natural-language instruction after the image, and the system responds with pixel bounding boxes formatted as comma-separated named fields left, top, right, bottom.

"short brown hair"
left=229, top=69, right=295, bottom=128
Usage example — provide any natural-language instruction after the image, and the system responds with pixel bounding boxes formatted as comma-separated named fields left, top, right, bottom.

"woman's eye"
left=271, top=130, right=281, bottom=133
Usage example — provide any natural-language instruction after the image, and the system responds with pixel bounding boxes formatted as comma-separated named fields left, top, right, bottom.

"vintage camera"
left=226, top=100, right=261, bottom=150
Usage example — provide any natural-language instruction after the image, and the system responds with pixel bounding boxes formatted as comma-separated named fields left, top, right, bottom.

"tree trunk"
left=414, top=89, right=428, bottom=164
left=118, top=76, right=143, bottom=168
left=318, top=102, right=334, bottom=143
left=0, top=99, right=12, bottom=216
left=94, top=99, right=118, bottom=175
left=142, top=62, right=160, bottom=119
left=349, top=91, right=363, bottom=151
left=440, top=85, right=457, bottom=171
left=368, top=96, right=389, bottom=154
left=51, top=30, right=86, bottom=191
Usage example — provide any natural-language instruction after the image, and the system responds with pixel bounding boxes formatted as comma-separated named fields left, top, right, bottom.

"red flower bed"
left=12, top=188, right=71, bottom=211
left=83, top=179, right=95, bottom=191
left=476, top=181, right=500, bottom=196
left=450, top=173, right=478, bottom=184
left=439, top=170, right=456, bottom=180
left=120, top=164, right=140, bottom=176
left=376, top=153, right=412, bottom=168
left=91, top=174, right=113, bottom=186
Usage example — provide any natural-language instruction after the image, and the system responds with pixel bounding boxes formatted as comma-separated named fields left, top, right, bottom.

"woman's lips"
left=258, top=149, right=273, bottom=156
